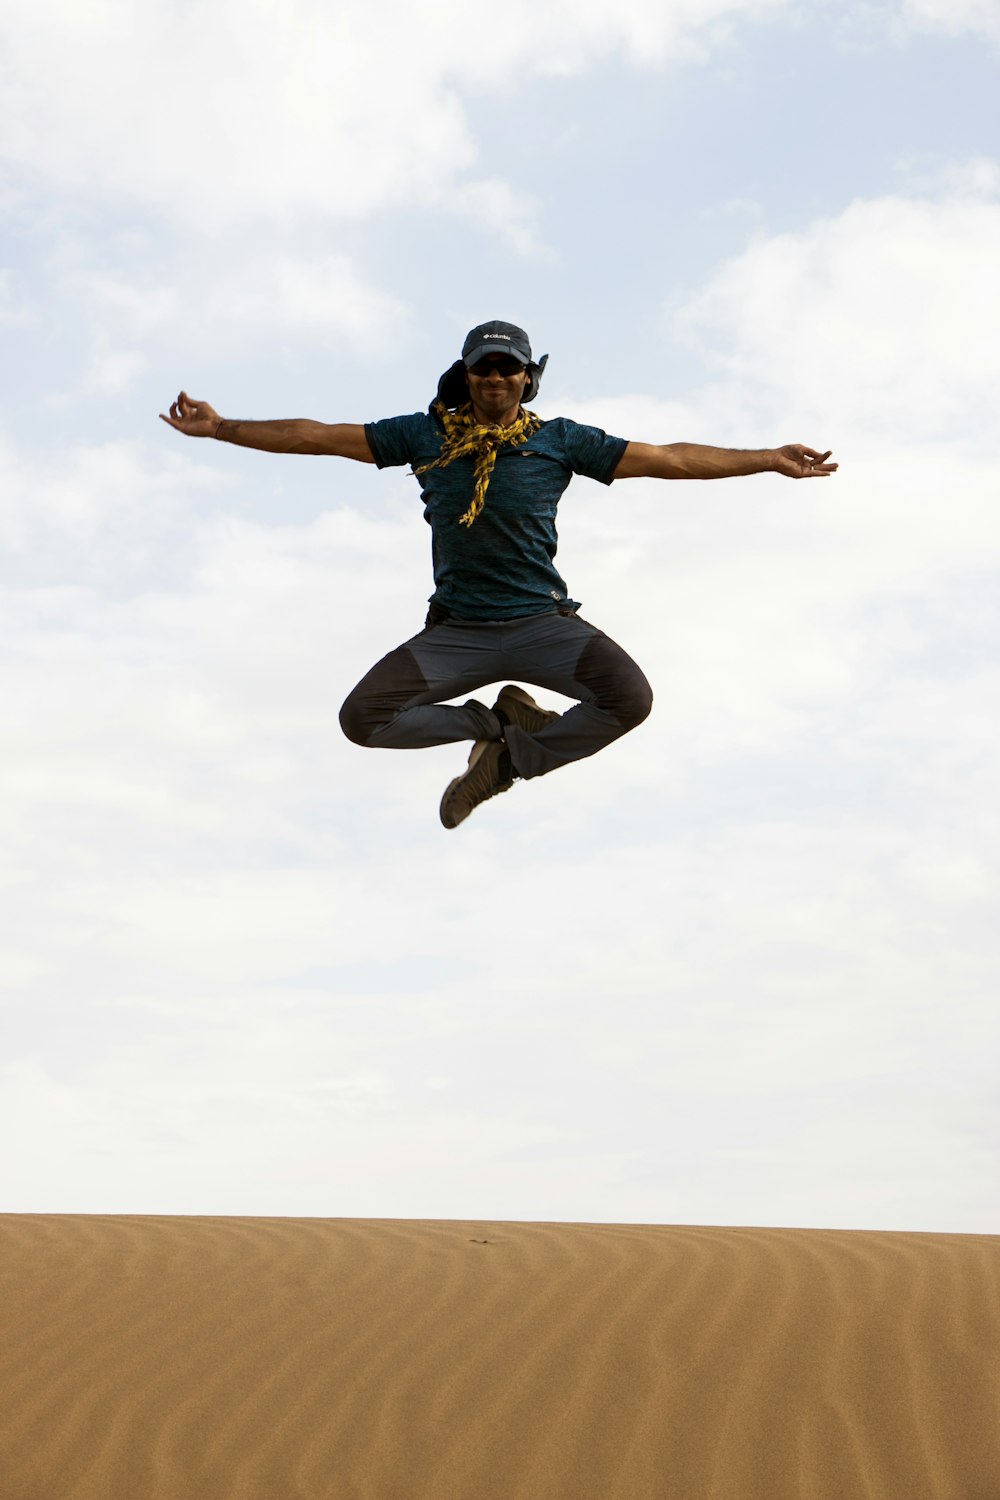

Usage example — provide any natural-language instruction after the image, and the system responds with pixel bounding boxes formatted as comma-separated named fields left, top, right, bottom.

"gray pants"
left=339, top=611, right=653, bottom=780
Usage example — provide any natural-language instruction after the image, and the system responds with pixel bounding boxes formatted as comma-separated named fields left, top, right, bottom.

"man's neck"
left=470, top=400, right=522, bottom=428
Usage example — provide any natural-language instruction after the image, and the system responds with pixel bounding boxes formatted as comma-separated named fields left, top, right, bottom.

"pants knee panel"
left=615, top=679, right=654, bottom=730
left=575, top=632, right=653, bottom=731
left=339, top=694, right=374, bottom=746
left=340, top=644, right=428, bottom=748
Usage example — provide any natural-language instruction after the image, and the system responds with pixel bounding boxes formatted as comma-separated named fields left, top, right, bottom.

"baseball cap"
left=462, top=320, right=533, bottom=367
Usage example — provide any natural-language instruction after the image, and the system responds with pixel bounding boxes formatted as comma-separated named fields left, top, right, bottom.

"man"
left=162, top=319, right=837, bottom=828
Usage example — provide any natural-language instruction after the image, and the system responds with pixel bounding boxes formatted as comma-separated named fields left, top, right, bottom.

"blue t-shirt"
left=364, top=410, right=628, bottom=620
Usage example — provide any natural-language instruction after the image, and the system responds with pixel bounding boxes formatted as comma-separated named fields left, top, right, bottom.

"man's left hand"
left=772, top=444, right=838, bottom=478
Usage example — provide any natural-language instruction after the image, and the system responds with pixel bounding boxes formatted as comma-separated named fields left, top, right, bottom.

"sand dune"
left=2, top=1216, right=998, bottom=1499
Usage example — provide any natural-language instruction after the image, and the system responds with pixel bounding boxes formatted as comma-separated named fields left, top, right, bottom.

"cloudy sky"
left=2, top=0, right=999, bottom=1231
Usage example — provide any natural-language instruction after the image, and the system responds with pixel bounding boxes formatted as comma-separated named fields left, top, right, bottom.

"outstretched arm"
left=613, top=442, right=838, bottom=481
left=159, top=391, right=375, bottom=462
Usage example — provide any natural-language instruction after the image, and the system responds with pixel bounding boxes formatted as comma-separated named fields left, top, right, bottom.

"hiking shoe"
left=493, top=684, right=560, bottom=735
left=440, top=739, right=516, bottom=829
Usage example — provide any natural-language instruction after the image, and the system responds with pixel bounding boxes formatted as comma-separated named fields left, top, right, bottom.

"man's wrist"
left=214, top=419, right=227, bottom=441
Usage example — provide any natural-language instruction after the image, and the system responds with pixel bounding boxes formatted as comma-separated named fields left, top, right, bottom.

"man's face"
left=465, top=354, right=530, bottom=420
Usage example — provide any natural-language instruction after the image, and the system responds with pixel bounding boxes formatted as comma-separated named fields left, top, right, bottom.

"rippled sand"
left=2, top=1215, right=998, bottom=1499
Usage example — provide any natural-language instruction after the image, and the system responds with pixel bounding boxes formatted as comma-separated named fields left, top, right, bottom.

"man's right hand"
left=159, top=391, right=221, bottom=438
left=158, top=398, right=376, bottom=460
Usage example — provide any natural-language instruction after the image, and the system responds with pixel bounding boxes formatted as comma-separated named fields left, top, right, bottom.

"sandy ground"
left=2, top=1215, right=998, bottom=1499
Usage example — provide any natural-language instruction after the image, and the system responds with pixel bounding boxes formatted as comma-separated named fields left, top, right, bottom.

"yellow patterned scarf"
left=415, top=401, right=542, bottom=527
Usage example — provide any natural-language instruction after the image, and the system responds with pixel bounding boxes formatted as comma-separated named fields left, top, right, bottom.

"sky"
left=2, top=0, right=999, bottom=1231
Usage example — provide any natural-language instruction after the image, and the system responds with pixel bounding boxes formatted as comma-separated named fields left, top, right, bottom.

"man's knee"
left=575, top=631, right=653, bottom=731
left=339, top=643, right=429, bottom=747
left=613, top=673, right=653, bottom=731
left=339, top=690, right=377, bottom=747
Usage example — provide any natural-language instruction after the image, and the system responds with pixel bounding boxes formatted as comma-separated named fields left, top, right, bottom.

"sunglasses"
left=468, top=356, right=527, bottom=377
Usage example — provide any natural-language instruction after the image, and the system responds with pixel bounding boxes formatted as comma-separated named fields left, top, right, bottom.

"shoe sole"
left=440, top=740, right=512, bottom=829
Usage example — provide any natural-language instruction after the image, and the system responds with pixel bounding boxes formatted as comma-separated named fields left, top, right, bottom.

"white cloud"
left=83, top=343, right=149, bottom=394
left=0, top=432, right=227, bottom=552
left=671, top=171, right=1000, bottom=444
left=2, top=813, right=996, bottom=1224
left=896, top=155, right=1000, bottom=199
left=550, top=174, right=1000, bottom=790
left=7, top=7, right=454, bottom=226
left=898, top=0, right=1000, bottom=42
left=0, top=0, right=791, bottom=230
left=453, top=180, right=549, bottom=258
left=219, top=253, right=409, bottom=345
left=51, top=249, right=407, bottom=393
left=84, top=275, right=183, bottom=335
left=840, top=0, right=1000, bottom=47
left=0, top=268, right=33, bottom=325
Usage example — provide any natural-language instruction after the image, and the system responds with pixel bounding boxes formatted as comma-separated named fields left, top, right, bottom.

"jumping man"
left=161, top=320, right=837, bottom=828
